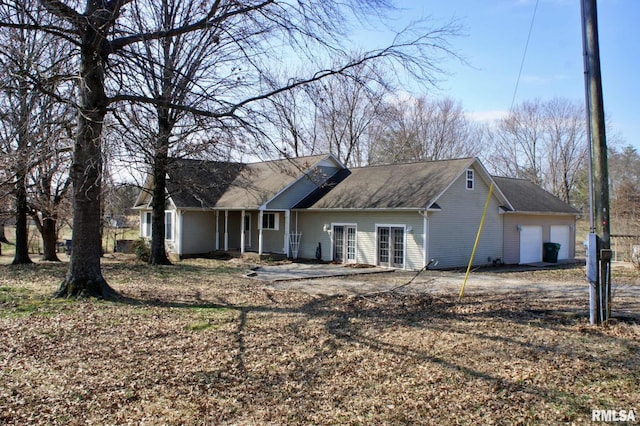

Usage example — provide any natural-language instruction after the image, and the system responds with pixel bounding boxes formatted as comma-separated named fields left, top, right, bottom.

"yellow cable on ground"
left=459, top=182, right=494, bottom=299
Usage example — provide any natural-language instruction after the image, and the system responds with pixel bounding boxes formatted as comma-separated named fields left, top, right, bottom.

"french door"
left=333, top=225, right=356, bottom=263
left=378, top=226, right=405, bottom=268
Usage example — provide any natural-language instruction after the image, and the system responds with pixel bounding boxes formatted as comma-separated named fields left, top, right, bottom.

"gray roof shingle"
left=492, top=176, right=580, bottom=214
left=166, top=155, right=329, bottom=209
left=308, top=158, right=475, bottom=209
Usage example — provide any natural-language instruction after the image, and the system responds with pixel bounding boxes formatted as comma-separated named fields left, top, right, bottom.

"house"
left=133, top=154, right=580, bottom=269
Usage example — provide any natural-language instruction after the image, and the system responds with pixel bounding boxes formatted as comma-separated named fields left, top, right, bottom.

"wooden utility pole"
left=581, top=0, right=612, bottom=324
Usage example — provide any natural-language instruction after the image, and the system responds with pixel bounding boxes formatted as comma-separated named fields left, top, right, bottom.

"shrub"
left=132, top=238, right=150, bottom=262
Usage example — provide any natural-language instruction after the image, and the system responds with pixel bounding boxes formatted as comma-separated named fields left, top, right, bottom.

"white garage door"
left=520, top=225, right=543, bottom=264
left=550, top=225, right=570, bottom=260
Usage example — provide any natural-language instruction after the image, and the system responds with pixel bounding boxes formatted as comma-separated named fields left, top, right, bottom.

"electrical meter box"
left=586, top=233, right=597, bottom=282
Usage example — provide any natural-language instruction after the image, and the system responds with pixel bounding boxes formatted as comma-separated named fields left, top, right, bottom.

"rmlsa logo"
left=592, top=409, right=636, bottom=423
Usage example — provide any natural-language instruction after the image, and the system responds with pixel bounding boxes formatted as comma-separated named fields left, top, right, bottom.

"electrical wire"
left=510, top=0, right=540, bottom=111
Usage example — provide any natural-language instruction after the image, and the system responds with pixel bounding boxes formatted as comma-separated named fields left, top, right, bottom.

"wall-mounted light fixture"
left=517, top=224, right=522, bottom=232
left=323, top=224, right=330, bottom=232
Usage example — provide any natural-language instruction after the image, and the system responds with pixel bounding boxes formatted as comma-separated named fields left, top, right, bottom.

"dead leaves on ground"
left=0, top=259, right=639, bottom=425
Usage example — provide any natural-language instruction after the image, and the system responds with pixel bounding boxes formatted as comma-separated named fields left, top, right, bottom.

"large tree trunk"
left=149, top=122, right=171, bottom=265
left=41, top=216, right=61, bottom=262
left=12, top=165, right=33, bottom=265
left=55, top=15, right=117, bottom=299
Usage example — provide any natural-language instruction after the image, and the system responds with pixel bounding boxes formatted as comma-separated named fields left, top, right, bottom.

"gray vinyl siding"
left=502, top=214, right=577, bottom=264
left=427, top=168, right=503, bottom=269
left=181, top=211, right=216, bottom=255
left=266, top=165, right=341, bottom=210
left=295, top=210, right=425, bottom=270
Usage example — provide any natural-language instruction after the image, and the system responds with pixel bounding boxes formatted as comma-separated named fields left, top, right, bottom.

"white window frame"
left=261, top=212, right=279, bottom=231
left=143, top=211, right=152, bottom=237
left=165, top=211, right=174, bottom=241
left=466, top=169, right=474, bottom=190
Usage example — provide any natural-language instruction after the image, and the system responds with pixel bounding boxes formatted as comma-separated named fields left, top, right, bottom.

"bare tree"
left=310, top=62, right=391, bottom=166
left=608, top=145, right=640, bottom=234
left=1, top=0, right=459, bottom=297
left=485, top=99, right=545, bottom=185
left=541, top=98, right=587, bottom=204
left=369, top=96, right=482, bottom=164
left=485, top=98, right=587, bottom=204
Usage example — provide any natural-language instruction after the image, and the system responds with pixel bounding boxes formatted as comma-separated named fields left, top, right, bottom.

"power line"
left=510, top=0, right=540, bottom=111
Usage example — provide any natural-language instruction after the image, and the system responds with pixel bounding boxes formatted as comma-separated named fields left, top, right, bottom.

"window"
left=261, top=212, right=279, bottom=230
left=143, top=212, right=152, bottom=237
left=466, top=169, right=474, bottom=190
left=165, top=211, right=173, bottom=240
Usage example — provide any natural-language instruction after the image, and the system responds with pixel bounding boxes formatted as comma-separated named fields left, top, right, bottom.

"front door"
left=333, top=225, right=356, bottom=263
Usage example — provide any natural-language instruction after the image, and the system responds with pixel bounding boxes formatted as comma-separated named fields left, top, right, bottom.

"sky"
left=358, top=0, right=639, bottom=151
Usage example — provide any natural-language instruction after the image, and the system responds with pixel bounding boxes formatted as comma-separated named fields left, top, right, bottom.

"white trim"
left=466, top=169, right=475, bottom=190
left=260, top=212, right=280, bottom=230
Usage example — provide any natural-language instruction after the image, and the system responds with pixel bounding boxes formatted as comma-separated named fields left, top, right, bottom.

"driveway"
left=258, top=265, right=640, bottom=320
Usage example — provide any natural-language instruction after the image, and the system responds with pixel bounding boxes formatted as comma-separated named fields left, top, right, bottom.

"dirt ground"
left=1, top=257, right=639, bottom=425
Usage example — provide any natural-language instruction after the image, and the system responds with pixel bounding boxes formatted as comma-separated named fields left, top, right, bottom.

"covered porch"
left=212, top=209, right=300, bottom=258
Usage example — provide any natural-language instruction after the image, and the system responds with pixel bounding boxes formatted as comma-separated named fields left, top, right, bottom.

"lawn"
left=1, top=256, right=638, bottom=425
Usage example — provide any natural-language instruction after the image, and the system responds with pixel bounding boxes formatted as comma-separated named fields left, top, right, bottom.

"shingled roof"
left=307, top=158, right=476, bottom=209
left=492, top=176, right=580, bottom=215
left=163, top=154, right=330, bottom=209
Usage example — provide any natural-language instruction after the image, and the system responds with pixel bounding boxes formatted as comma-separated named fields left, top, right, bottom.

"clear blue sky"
left=361, top=0, right=639, bottom=151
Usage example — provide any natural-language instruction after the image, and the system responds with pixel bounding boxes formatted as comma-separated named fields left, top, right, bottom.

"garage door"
left=520, top=225, right=543, bottom=264
left=550, top=225, right=570, bottom=260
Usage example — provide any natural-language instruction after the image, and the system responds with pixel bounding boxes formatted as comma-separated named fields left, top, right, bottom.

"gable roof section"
left=306, top=158, right=478, bottom=209
left=213, top=154, right=339, bottom=209
left=492, top=176, right=580, bottom=215
left=143, top=154, right=340, bottom=210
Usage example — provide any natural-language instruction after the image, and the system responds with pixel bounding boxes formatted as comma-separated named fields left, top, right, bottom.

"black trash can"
left=543, top=242, right=561, bottom=263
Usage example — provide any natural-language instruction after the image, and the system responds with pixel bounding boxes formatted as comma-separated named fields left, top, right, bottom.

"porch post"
left=215, top=211, right=220, bottom=251
left=240, top=209, right=245, bottom=254
left=284, top=210, right=290, bottom=257
left=224, top=210, right=229, bottom=251
left=258, top=210, right=264, bottom=255
left=176, top=210, right=183, bottom=257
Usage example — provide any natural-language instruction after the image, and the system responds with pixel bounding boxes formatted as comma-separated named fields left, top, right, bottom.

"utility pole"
left=581, top=0, right=612, bottom=325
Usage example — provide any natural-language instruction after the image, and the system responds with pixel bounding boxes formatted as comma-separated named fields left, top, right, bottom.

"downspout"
left=419, top=210, right=429, bottom=269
